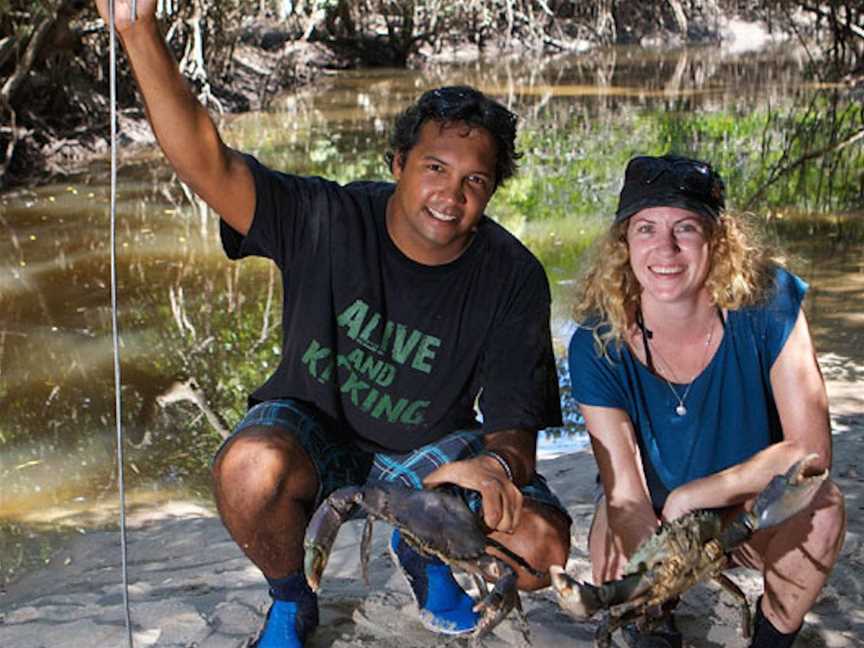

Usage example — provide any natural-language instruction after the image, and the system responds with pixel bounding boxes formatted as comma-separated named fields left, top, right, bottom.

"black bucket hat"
left=614, top=154, right=726, bottom=224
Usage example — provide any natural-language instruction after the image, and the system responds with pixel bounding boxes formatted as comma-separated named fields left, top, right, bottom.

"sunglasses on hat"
left=615, top=154, right=726, bottom=224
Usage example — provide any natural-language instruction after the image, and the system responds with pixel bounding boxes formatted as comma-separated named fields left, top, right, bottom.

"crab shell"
left=550, top=454, right=828, bottom=646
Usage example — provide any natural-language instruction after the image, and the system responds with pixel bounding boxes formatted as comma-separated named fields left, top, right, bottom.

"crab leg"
left=511, top=598, right=533, bottom=648
left=596, top=604, right=647, bottom=648
left=713, top=573, right=751, bottom=638
left=303, top=485, right=364, bottom=592
left=471, top=573, right=489, bottom=597
left=593, top=616, right=615, bottom=648
left=549, top=566, right=656, bottom=619
left=470, top=556, right=522, bottom=641
left=360, top=517, right=375, bottom=586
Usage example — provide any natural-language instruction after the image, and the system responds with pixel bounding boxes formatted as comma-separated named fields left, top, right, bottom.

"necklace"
left=638, top=313, right=716, bottom=417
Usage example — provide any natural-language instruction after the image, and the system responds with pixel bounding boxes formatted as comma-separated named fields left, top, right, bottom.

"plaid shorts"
left=218, top=398, right=568, bottom=519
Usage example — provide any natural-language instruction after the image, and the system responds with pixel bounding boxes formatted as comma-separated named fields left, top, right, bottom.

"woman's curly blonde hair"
left=573, top=211, right=778, bottom=357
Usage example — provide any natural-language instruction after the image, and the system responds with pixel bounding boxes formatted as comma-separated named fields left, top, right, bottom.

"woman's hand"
left=580, top=404, right=660, bottom=582
left=660, top=485, right=697, bottom=522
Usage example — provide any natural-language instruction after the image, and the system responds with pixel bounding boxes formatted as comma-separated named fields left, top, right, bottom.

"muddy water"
left=1, top=45, right=861, bottom=586
left=783, top=219, right=864, bottom=419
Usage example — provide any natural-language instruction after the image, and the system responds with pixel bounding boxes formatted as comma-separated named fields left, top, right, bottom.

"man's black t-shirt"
left=220, top=155, right=561, bottom=453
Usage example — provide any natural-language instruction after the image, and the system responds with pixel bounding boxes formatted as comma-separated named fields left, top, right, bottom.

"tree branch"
left=0, top=0, right=87, bottom=109
left=800, top=2, right=864, bottom=40
left=0, top=35, right=18, bottom=70
left=744, top=126, right=864, bottom=211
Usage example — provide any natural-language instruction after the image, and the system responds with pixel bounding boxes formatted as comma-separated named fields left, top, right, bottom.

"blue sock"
left=390, top=529, right=479, bottom=635
left=255, top=573, right=319, bottom=648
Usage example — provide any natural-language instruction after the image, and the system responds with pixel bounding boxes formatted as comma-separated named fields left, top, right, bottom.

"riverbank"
left=0, top=8, right=819, bottom=191
left=0, top=32, right=338, bottom=189
left=1, top=351, right=861, bottom=647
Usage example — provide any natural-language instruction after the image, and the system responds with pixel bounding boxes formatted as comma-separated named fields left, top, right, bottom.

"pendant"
left=675, top=404, right=687, bottom=416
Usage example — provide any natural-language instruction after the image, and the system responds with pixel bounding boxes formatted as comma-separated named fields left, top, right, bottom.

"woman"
left=567, top=154, right=845, bottom=648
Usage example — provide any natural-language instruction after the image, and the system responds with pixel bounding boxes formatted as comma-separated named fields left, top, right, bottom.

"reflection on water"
left=227, top=43, right=833, bottom=176
left=1, top=45, right=862, bottom=588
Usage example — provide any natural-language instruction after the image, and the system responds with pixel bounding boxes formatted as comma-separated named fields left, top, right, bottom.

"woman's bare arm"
left=581, top=404, right=659, bottom=578
left=661, top=309, right=830, bottom=520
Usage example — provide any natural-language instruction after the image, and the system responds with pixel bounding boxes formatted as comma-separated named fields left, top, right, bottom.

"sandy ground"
left=1, top=357, right=862, bottom=648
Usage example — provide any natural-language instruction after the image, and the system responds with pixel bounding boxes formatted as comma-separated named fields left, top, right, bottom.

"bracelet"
left=481, top=450, right=514, bottom=482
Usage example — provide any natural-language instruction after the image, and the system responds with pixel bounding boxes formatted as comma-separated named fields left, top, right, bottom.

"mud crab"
left=550, top=454, right=828, bottom=647
left=304, top=481, right=544, bottom=642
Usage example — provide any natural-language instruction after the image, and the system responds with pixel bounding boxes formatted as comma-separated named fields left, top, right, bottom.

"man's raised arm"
left=95, top=0, right=255, bottom=235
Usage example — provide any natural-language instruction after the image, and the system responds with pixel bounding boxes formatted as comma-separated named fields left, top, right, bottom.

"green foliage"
left=647, top=107, right=769, bottom=206
left=495, top=95, right=863, bottom=229
left=630, top=97, right=864, bottom=213
left=493, top=120, right=639, bottom=224
left=230, top=88, right=861, bottom=278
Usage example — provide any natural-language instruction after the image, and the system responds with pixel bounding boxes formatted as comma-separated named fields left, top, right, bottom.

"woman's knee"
left=746, top=479, right=846, bottom=576
left=805, top=479, right=846, bottom=560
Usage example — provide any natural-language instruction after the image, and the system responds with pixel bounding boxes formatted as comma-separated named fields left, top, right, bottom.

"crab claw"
left=304, top=544, right=328, bottom=593
left=751, top=453, right=828, bottom=531
left=304, top=500, right=342, bottom=593
left=472, top=568, right=519, bottom=640
left=549, top=565, right=603, bottom=619
left=303, top=486, right=363, bottom=592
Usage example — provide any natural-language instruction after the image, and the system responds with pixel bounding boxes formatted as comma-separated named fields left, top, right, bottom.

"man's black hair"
left=385, top=86, right=521, bottom=188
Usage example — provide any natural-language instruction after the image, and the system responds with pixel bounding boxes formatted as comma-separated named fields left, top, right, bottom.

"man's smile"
left=426, top=206, right=458, bottom=223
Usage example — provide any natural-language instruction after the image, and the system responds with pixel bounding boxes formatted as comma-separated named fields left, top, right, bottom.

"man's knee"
left=508, top=504, right=571, bottom=591
left=212, top=425, right=318, bottom=505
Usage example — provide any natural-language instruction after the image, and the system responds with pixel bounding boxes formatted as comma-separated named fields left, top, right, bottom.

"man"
left=98, top=2, right=571, bottom=646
